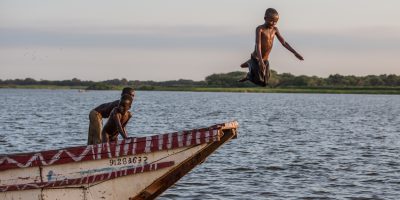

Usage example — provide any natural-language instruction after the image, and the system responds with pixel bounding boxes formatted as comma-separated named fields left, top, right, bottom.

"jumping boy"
left=239, top=8, right=304, bottom=86
left=87, top=87, right=135, bottom=145
left=102, top=94, right=133, bottom=143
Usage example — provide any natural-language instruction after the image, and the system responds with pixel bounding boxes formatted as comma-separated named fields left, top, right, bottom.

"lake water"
left=0, top=89, right=399, bottom=199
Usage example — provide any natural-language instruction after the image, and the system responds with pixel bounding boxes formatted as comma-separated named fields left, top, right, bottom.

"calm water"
left=1, top=89, right=400, bottom=199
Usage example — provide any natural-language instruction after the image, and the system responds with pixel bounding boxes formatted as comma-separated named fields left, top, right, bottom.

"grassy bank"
left=2, top=85, right=400, bottom=94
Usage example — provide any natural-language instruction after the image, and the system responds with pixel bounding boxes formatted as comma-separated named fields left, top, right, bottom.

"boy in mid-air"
left=102, top=94, right=133, bottom=143
left=239, top=8, right=304, bottom=86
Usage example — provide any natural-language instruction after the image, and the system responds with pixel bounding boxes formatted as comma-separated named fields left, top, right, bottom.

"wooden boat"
left=0, top=121, right=238, bottom=200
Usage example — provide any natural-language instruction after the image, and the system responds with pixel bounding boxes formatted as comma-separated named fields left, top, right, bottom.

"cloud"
left=1, top=25, right=399, bottom=80
left=0, top=25, right=249, bottom=49
left=286, top=27, right=400, bottom=52
left=1, top=25, right=399, bottom=53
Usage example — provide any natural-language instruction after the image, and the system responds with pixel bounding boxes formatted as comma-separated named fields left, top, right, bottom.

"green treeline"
left=1, top=71, right=400, bottom=90
left=205, top=71, right=400, bottom=88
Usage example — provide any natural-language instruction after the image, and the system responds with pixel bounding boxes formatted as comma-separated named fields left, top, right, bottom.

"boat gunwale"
left=0, top=121, right=238, bottom=171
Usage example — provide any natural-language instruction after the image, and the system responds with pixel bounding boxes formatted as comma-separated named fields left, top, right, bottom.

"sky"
left=1, top=0, right=400, bottom=81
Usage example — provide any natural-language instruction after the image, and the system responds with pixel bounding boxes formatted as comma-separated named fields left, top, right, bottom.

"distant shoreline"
left=1, top=85, right=400, bottom=95
left=2, top=71, right=400, bottom=94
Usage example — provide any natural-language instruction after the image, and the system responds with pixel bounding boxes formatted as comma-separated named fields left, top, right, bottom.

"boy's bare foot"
left=240, top=63, right=249, bottom=68
left=238, top=77, right=248, bottom=82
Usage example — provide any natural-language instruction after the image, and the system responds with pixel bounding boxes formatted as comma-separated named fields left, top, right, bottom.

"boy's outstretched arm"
left=275, top=28, right=304, bottom=60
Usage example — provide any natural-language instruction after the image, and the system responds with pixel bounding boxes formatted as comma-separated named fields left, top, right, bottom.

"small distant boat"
left=78, top=89, right=86, bottom=93
left=0, top=121, right=238, bottom=200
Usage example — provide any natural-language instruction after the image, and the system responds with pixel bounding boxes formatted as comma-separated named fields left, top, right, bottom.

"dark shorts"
left=246, top=56, right=270, bottom=87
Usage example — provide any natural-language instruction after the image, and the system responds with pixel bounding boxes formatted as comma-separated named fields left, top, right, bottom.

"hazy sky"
left=1, top=0, right=399, bottom=81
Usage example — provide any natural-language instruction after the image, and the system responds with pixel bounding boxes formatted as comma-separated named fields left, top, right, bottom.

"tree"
left=364, top=75, right=384, bottom=86
left=23, top=78, right=37, bottom=85
left=385, top=74, right=399, bottom=86
left=121, top=78, right=128, bottom=86
left=205, top=71, right=252, bottom=87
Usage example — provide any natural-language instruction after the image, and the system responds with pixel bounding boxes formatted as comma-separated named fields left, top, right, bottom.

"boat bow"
left=0, top=121, right=238, bottom=200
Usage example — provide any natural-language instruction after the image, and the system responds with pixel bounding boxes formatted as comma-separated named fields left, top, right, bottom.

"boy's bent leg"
left=102, top=131, right=110, bottom=143
left=239, top=59, right=253, bottom=82
left=88, top=110, right=103, bottom=145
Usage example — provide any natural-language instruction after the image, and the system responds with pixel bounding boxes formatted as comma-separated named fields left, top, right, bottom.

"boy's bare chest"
left=109, top=112, right=129, bottom=125
left=119, top=113, right=130, bottom=123
left=261, top=28, right=276, bottom=41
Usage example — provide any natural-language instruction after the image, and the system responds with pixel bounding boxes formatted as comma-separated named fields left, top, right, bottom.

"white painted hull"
left=1, top=145, right=206, bottom=200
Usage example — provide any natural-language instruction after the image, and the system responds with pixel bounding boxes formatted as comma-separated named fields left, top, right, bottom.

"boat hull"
left=0, top=122, right=238, bottom=200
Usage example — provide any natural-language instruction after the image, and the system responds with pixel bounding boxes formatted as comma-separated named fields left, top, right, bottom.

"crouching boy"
left=102, top=94, right=133, bottom=143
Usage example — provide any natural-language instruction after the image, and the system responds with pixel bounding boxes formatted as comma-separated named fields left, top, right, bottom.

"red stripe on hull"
left=0, top=161, right=174, bottom=192
left=0, top=123, right=231, bottom=171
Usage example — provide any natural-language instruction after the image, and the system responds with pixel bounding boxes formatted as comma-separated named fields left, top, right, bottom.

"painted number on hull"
left=109, top=156, right=148, bottom=166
